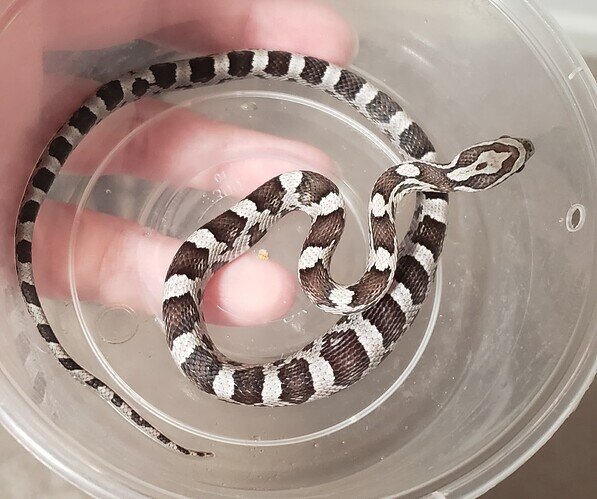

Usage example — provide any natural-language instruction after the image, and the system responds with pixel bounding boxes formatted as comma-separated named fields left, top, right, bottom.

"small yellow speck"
left=257, top=249, right=269, bottom=261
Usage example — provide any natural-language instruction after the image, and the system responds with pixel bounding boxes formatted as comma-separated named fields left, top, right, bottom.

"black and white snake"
left=15, top=50, right=534, bottom=457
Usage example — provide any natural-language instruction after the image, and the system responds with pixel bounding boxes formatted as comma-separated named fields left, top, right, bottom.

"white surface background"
left=543, top=0, right=597, bottom=56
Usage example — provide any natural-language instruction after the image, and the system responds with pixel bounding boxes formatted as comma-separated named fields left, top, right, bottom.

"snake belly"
left=15, top=49, right=533, bottom=456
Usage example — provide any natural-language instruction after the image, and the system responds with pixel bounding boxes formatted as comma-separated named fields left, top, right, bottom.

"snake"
left=15, top=49, right=534, bottom=458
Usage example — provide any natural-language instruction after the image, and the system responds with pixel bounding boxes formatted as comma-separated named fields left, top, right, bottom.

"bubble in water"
left=105, top=189, right=112, bottom=194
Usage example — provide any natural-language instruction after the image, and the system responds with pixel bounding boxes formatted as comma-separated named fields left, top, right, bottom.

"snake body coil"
left=15, top=50, right=534, bottom=457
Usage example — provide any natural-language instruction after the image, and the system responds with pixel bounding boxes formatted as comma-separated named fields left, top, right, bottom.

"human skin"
left=4, top=0, right=354, bottom=327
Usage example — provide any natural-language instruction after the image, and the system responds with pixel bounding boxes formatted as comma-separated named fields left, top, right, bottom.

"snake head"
left=447, top=136, right=535, bottom=191
left=499, top=135, right=535, bottom=166
left=517, top=137, right=535, bottom=160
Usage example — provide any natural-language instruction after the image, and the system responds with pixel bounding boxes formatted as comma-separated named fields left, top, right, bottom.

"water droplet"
left=313, top=443, right=319, bottom=448
left=96, top=306, right=138, bottom=344
left=105, top=188, right=112, bottom=194
left=214, top=172, right=227, bottom=184
left=290, top=321, right=304, bottom=333
left=241, top=101, right=258, bottom=111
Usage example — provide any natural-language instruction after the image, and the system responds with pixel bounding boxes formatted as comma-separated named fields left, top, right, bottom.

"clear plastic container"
left=1, top=0, right=596, bottom=497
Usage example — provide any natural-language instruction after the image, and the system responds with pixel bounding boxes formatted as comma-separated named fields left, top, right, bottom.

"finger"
left=0, top=9, right=45, bottom=221
left=147, top=0, right=355, bottom=65
left=34, top=201, right=297, bottom=327
left=43, top=0, right=354, bottom=65
left=65, top=97, right=338, bottom=198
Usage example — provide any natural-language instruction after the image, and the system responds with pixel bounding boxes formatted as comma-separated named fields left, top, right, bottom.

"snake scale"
left=15, top=50, right=534, bottom=457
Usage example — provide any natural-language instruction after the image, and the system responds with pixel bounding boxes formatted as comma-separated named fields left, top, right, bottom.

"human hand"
left=5, top=0, right=354, bottom=326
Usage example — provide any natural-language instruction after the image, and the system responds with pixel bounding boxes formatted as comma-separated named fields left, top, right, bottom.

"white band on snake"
left=15, top=49, right=534, bottom=457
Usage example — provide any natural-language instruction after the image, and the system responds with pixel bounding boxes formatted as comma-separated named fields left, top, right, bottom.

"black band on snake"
left=15, top=49, right=534, bottom=457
